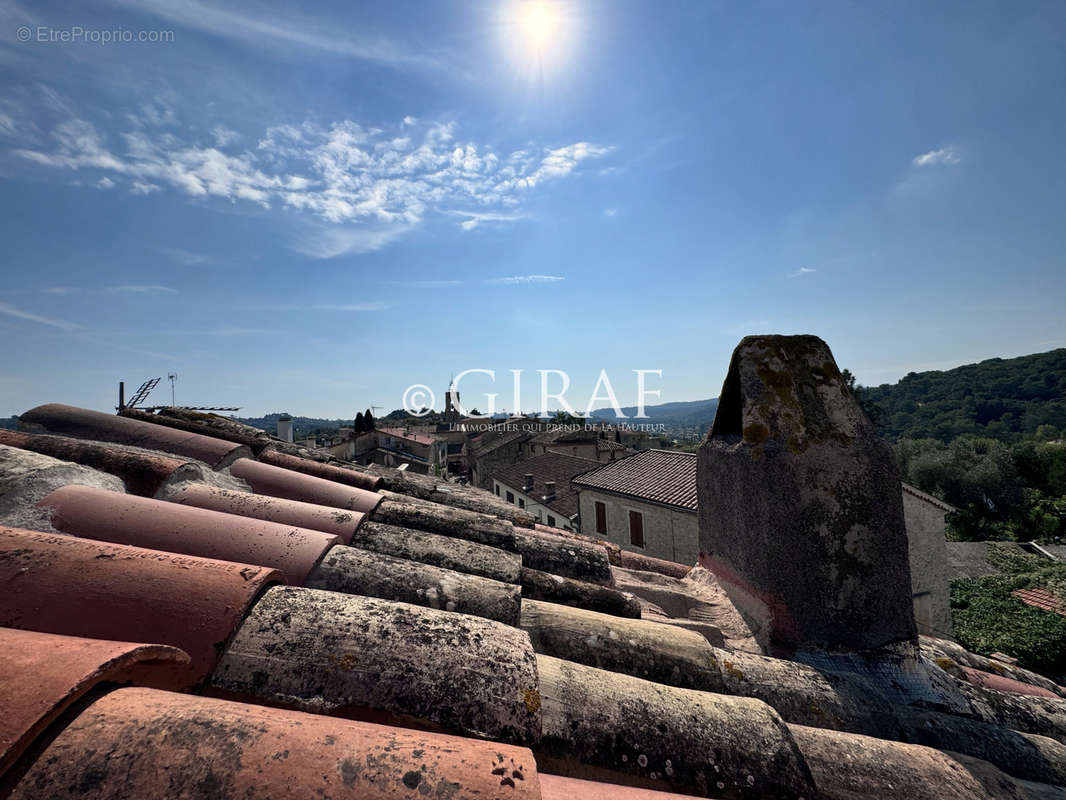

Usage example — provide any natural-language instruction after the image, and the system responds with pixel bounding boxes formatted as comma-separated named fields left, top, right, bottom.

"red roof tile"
left=1012, top=588, right=1066, bottom=615
left=229, top=457, right=383, bottom=513
left=19, top=403, right=250, bottom=468
left=38, top=485, right=340, bottom=585
left=572, top=449, right=698, bottom=511
left=170, top=483, right=365, bottom=543
left=0, top=629, right=189, bottom=777
left=0, top=527, right=280, bottom=686
left=0, top=429, right=188, bottom=497
left=960, top=666, right=1060, bottom=699
left=10, top=687, right=543, bottom=800
left=259, top=448, right=383, bottom=491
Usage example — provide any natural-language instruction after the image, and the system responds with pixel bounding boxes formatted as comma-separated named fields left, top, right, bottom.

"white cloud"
left=788, top=267, right=816, bottom=278
left=0, top=301, right=81, bottom=331
left=484, top=275, right=565, bottom=285
left=103, top=285, right=179, bottom=294
left=603, top=208, right=617, bottom=217
left=912, top=147, right=960, bottom=167
left=43, top=285, right=178, bottom=295
left=14, top=103, right=613, bottom=256
left=453, top=210, right=525, bottom=231
left=155, top=247, right=209, bottom=265
left=212, top=126, right=240, bottom=147
left=96, top=177, right=115, bottom=189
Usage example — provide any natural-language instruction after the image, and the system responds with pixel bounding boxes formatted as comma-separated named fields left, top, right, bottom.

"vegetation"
left=951, top=544, right=1066, bottom=679
left=840, top=349, right=1066, bottom=543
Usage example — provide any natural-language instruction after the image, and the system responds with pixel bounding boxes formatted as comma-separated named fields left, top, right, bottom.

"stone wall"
left=902, top=488, right=953, bottom=639
left=577, top=489, right=698, bottom=565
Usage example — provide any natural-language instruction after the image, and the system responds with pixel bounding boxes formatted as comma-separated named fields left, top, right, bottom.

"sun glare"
left=517, top=1, right=561, bottom=53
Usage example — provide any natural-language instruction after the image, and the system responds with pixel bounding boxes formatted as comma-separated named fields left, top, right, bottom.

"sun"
left=517, top=0, right=561, bottom=53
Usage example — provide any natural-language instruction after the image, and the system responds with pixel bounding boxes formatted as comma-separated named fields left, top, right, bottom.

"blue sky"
left=1, top=0, right=1064, bottom=418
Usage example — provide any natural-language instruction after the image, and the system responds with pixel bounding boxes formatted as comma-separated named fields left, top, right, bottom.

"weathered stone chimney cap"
left=709, top=334, right=869, bottom=452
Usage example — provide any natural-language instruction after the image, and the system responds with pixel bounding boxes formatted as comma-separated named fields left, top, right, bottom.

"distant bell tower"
left=445, top=386, right=460, bottom=423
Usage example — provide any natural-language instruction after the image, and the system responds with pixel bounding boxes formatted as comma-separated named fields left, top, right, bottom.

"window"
left=494, top=484, right=500, bottom=496
left=518, top=497, right=525, bottom=509
left=629, top=510, right=645, bottom=548
left=595, top=501, right=607, bottom=534
left=547, top=515, right=555, bottom=527
left=506, top=491, right=514, bottom=504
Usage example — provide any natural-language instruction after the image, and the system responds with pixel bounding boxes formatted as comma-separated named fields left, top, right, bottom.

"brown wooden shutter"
left=595, top=501, right=607, bottom=534
left=629, top=510, right=644, bottom=548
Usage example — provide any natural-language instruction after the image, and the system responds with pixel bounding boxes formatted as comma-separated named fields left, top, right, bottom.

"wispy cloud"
left=452, top=210, right=526, bottom=231
left=603, top=208, right=618, bottom=217
left=155, top=247, right=210, bottom=265
left=0, top=301, right=81, bottom=331
left=912, top=147, right=961, bottom=167
left=484, top=275, right=565, bottom=285
left=101, top=0, right=453, bottom=73
left=788, top=267, right=816, bottom=278
left=43, top=285, right=178, bottom=295
left=12, top=98, right=613, bottom=257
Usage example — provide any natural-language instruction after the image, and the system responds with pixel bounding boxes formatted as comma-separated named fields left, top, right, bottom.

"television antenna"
left=168, top=373, right=178, bottom=406
left=126, top=377, right=160, bottom=409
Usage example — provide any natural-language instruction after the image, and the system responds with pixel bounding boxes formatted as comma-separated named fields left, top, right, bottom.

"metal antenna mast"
left=167, top=373, right=178, bottom=406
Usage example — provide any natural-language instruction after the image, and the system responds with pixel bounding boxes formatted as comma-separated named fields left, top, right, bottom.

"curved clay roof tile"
left=38, top=485, right=339, bottom=586
left=0, top=527, right=280, bottom=687
left=19, top=403, right=250, bottom=468
left=0, top=628, right=189, bottom=778
left=229, top=457, right=382, bottom=513
left=0, top=429, right=189, bottom=497
left=169, top=483, right=364, bottom=543
left=8, top=687, right=542, bottom=800
left=259, top=448, right=383, bottom=491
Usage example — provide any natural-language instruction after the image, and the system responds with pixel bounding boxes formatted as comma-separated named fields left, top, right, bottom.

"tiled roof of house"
left=378, top=426, right=436, bottom=446
left=902, top=482, right=958, bottom=513
left=1013, top=588, right=1066, bottom=616
left=490, top=451, right=600, bottom=518
left=0, top=403, right=1065, bottom=798
left=572, top=449, right=699, bottom=511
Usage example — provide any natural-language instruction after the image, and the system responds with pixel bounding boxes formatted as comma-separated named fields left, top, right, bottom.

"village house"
left=574, top=447, right=956, bottom=639
left=489, top=451, right=599, bottom=531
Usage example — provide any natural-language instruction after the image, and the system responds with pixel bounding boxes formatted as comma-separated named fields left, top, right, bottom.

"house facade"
left=572, top=450, right=699, bottom=563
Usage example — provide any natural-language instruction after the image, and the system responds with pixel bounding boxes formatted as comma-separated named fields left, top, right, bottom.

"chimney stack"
left=698, top=335, right=916, bottom=657
left=523, top=473, right=534, bottom=491
left=543, top=481, right=556, bottom=500
left=277, top=414, right=294, bottom=443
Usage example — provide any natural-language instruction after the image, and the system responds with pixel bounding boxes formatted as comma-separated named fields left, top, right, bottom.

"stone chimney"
left=523, top=473, right=534, bottom=491
left=697, top=335, right=916, bottom=656
left=543, top=481, right=556, bottom=501
left=276, top=414, right=294, bottom=444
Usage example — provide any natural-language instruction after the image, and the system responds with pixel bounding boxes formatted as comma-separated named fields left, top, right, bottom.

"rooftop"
left=573, top=449, right=699, bottom=511
left=490, top=451, right=600, bottom=518
left=0, top=401, right=1064, bottom=799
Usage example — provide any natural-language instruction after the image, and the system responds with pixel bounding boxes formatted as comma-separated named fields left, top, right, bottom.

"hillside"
left=860, top=348, right=1066, bottom=442
left=589, top=397, right=719, bottom=428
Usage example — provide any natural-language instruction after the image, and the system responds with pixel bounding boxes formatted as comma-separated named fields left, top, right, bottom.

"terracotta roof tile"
left=0, top=429, right=188, bottom=497
left=1012, top=588, right=1066, bottom=615
left=170, top=483, right=365, bottom=543
left=0, top=527, right=280, bottom=686
left=19, top=403, right=250, bottom=468
left=0, top=629, right=189, bottom=777
left=572, top=449, right=698, bottom=511
left=229, top=457, right=382, bottom=513
left=10, top=687, right=542, bottom=800
left=259, top=448, right=382, bottom=491
left=38, top=484, right=340, bottom=586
